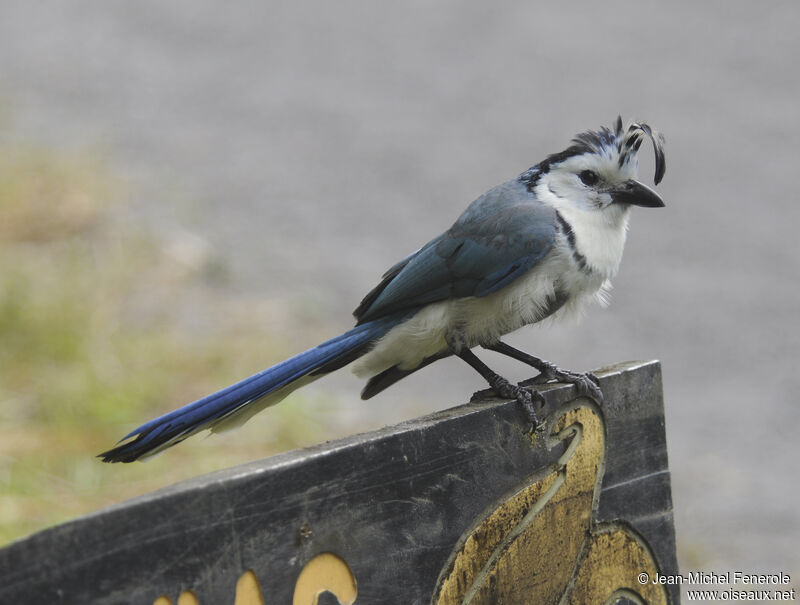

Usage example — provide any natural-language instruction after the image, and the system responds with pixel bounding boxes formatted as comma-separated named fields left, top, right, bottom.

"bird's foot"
left=488, top=373, right=545, bottom=430
left=521, top=362, right=603, bottom=404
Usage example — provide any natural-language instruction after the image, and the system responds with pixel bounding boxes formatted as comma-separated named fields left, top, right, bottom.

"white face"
left=539, top=150, right=639, bottom=213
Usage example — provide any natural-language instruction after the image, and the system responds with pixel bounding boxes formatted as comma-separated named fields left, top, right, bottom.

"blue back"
left=355, top=177, right=558, bottom=323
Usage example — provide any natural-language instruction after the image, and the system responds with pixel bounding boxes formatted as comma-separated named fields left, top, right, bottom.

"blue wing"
left=354, top=177, right=558, bottom=323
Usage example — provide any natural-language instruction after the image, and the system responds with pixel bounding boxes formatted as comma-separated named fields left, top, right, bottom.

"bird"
left=100, top=117, right=665, bottom=463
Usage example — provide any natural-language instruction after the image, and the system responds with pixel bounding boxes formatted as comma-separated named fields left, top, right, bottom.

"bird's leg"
left=452, top=346, right=544, bottom=428
left=484, top=340, right=603, bottom=404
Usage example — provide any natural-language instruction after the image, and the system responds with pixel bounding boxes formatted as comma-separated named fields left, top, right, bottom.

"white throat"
left=535, top=179, right=631, bottom=279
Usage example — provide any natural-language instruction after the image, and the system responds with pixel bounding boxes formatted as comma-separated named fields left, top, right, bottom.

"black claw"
left=522, top=388, right=546, bottom=431
left=571, top=372, right=602, bottom=403
left=487, top=375, right=542, bottom=429
left=520, top=366, right=604, bottom=405
left=516, top=388, right=539, bottom=428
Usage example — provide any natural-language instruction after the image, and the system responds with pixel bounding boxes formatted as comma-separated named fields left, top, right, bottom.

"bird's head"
left=527, top=117, right=666, bottom=217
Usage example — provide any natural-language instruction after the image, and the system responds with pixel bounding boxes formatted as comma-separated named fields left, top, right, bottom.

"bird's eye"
left=578, top=170, right=599, bottom=186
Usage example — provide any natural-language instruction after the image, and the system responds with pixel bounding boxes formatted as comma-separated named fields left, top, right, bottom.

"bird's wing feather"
left=354, top=178, right=558, bottom=323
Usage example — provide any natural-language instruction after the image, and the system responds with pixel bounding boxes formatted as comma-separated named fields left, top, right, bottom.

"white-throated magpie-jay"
left=101, top=117, right=665, bottom=462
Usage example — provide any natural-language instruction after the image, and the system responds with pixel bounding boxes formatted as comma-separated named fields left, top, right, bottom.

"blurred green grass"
left=0, top=143, right=344, bottom=546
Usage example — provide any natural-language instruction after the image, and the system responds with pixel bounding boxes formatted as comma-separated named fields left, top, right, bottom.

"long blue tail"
left=99, top=316, right=402, bottom=462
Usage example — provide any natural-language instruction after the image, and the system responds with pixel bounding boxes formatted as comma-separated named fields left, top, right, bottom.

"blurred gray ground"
left=2, top=0, right=798, bottom=576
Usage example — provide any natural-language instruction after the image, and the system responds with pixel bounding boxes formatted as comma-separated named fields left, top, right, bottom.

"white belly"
left=352, top=246, right=610, bottom=378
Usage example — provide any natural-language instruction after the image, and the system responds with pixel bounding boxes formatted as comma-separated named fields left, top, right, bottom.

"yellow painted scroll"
left=432, top=403, right=670, bottom=605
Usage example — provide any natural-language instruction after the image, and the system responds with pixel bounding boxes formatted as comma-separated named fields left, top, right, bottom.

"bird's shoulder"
left=354, top=176, right=559, bottom=323
left=448, top=177, right=558, bottom=243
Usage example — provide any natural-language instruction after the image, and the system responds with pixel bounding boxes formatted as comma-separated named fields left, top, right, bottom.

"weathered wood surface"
left=0, top=360, right=678, bottom=604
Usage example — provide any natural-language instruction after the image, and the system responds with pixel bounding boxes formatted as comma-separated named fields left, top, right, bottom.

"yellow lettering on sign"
left=177, top=591, right=199, bottom=605
left=235, top=570, right=266, bottom=605
left=293, top=552, right=358, bottom=605
left=153, top=590, right=199, bottom=605
left=153, top=559, right=356, bottom=605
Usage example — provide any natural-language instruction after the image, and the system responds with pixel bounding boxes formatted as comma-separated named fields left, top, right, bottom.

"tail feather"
left=99, top=317, right=401, bottom=463
left=360, top=350, right=452, bottom=400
